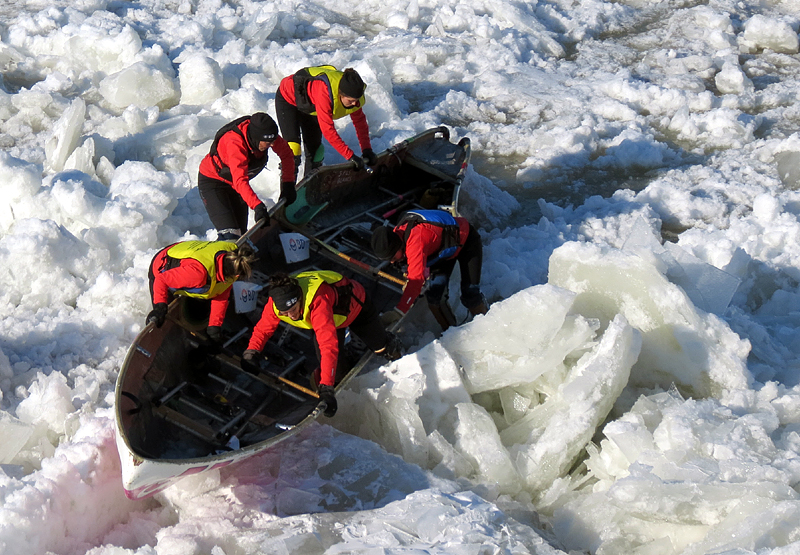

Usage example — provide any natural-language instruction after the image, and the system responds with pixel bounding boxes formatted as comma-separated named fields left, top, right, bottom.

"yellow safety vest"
left=295, top=65, right=367, bottom=120
left=166, top=240, right=238, bottom=299
left=273, top=271, right=349, bottom=329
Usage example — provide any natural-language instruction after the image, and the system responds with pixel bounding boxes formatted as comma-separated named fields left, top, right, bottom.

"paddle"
left=227, top=351, right=320, bottom=399
left=186, top=329, right=320, bottom=400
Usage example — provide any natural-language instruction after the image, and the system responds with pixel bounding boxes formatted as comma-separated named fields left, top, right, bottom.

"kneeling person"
left=243, top=271, right=401, bottom=417
left=371, top=209, right=488, bottom=331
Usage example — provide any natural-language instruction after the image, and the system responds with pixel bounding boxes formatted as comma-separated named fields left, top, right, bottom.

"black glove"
left=280, top=181, right=297, bottom=206
left=379, top=333, right=404, bottom=362
left=206, top=326, right=223, bottom=343
left=254, top=203, right=269, bottom=225
left=349, top=154, right=364, bottom=171
left=146, top=303, right=168, bottom=328
left=241, top=349, right=260, bottom=374
left=318, top=385, right=338, bottom=417
left=362, top=148, right=377, bottom=166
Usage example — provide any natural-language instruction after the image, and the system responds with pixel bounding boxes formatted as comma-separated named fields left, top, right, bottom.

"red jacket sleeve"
left=308, top=80, right=355, bottom=160
left=151, top=256, right=231, bottom=326
left=396, top=225, right=442, bottom=314
left=271, top=136, right=296, bottom=183
left=279, top=75, right=296, bottom=104
left=247, top=299, right=281, bottom=352
left=308, top=284, right=339, bottom=386
left=350, top=107, right=371, bottom=153
left=208, top=287, right=231, bottom=327
left=214, top=131, right=263, bottom=209
left=151, top=258, right=210, bottom=305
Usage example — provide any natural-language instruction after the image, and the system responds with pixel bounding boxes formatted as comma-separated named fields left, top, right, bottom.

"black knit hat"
left=371, top=226, right=402, bottom=260
left=270, top=282, right=302, bottom=312
left=339, top=69, right=365, bottom=99
left=247, top=112, right=279, bottom=147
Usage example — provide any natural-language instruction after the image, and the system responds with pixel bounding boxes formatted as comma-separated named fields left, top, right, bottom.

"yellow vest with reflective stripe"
left=273, top=270, right=348, bottom=329
left=166, top=240, right=238, bottom=299
left=304, top=65, right=366, bottom=120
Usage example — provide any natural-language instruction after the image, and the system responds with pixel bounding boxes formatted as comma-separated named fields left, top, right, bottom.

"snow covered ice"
left=2, top=0, right=800, bottom=554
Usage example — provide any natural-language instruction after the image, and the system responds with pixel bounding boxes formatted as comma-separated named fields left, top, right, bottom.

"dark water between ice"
left=470, top=152, right=659, bottom=230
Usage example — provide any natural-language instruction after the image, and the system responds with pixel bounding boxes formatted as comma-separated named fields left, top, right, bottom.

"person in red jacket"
left=370, top=210, right=488, bottom=332
left=275, top=65, right=377, bottom=178
left=146, top=240, right=256, bottom=341
left=242, top=271, right=402, bottom=417
left=198, top=113, right=296, bottom=240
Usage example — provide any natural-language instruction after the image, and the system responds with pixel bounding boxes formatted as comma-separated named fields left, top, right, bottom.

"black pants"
left=312, top=295, right=388, bottom=384
left=425, top=223, right=484, bottom=309
left=347, top=295, right=388, bottom=351
left=275, top=90, right=323, bottom=160
left=197, top=172, right=249, bottom=237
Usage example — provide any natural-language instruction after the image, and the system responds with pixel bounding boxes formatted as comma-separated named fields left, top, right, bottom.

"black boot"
left=467, top=298, right=488, bottom=316
left=375, top=332, right=403, bottom=361
left=462, top=288, right=488, bottom=318
left=217, top=229, right=241, bottom=241
left=428, top=302, right=457, bottom=332
left=305, top=157, right=323, bottom=175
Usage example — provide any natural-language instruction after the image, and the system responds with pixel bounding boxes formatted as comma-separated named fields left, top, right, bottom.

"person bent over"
left=147, top=240, right=256, bottom=341
left=370, top=209, right=487, bottom=332
left=198, top=112, right=297, bottom=240
left=243, top=272, right=402, bottom=417
left=275, top=65, right=376, bottom=178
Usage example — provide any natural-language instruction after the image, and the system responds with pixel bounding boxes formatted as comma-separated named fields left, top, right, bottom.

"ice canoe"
left=114, top=126, right=470, bottom=499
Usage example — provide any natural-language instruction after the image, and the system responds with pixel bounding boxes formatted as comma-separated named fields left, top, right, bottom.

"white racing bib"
left=279, top=232, right=310, bottom=263
left=232, top=281, right=263, bottom=313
